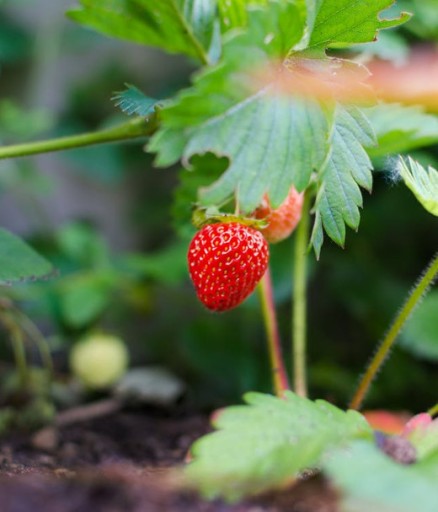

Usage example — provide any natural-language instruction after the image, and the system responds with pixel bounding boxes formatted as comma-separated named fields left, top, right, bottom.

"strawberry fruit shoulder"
left=188, top=222, right=269, bottom=312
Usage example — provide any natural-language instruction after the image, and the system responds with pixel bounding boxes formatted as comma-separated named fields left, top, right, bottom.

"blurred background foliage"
left=0, top=0, right=436, bottom=430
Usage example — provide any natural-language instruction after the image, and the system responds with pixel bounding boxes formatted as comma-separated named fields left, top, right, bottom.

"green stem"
left=0, top=115, right=157, bottom=160
left=350, top=252, right=438, bottom=411
left=257, top=267, right=290, bottom=397
left=2, top=314, right=28, bottom=387
left=292, top=192, right=311, bottom=398
left=428, top=403, right=438, bottom=417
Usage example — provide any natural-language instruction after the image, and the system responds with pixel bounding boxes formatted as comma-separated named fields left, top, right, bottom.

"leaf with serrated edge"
left=308, top=0, right=412, bottom=49
left=68, top=0, right=217, bottom=63
left=186, top=391, right=372, bottom=502
left=397, top=157, right=438, bottom=216
left=149, top=2, right=324, bottom=212
left=325, top=441, right=438, bottom=512
left=311, top=105, right=375, bottom=257
left=0, top=229, right=54, bottom=285
left=112, top=85, right=158, bottom=117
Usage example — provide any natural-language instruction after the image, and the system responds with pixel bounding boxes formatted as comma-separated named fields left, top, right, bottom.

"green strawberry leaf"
left=324, top=441, right=438, bottom=512
left=112, top=84, right=159, bottom=117
left=218, top=0, right=270, bottom=30
left=366, top=104, right=438, bottom=157
left=67, top=0, right=219, bottom=64
left=149, top=1, right=325, bottom=212
left=397, top=157, right=438, bottom=216
left=0, top=229, right=54, bottom=285
left=400, top=291, right=438, bottom=361
left=307, top=0, right=411, bottom=50
left=311, top=105, right=375, bottom=258
left=186, top=391, right=372, bottom=501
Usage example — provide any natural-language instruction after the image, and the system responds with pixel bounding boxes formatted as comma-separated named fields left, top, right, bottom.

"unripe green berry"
left=70, top=333, right=129, bottom=390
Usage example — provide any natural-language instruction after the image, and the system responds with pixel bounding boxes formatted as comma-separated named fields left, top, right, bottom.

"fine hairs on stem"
left=350, top=252, right=438, bottom=411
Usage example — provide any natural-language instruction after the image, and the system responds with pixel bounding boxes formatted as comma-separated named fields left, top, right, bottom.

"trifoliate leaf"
left=0, top=229, right=54, bottom=285
left=307, top=0, right=412, bottom=50
left=112, top=85, right=159, bottom=117
left=400, top=291, right=438, bottom=361
left=311, top=105, right=375, bottom=257
left=149, top=1, right=325, bottom=212
left=366, top=104, right=438, bottom=157
left=324, top=441, right=438, bottom=512
left=186, top=391, right=372, bottom=501
left=68, top=0, right=218, bottom=64
left=397, top=157, right=438, bottom=216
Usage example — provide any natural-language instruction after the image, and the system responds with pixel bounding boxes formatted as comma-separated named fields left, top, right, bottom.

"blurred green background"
left=0, top=0, right=436, bottom=426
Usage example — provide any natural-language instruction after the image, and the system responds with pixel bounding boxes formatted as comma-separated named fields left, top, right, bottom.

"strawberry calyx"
left=192, top=206, right=268, bottom=231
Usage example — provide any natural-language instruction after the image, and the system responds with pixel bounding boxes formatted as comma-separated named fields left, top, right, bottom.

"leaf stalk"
left=0, top=115, right=157, bottom=160
left=350, top=251, right=438, bottom=410
left=292, top=192, right=311, bottom=398
left=257, top=267, right=290, bottom=396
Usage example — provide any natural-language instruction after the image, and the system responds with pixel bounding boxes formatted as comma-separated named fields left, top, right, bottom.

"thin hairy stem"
left=292, top=192, right=311, bottom=397
left=0, top=115, right=157, bottom=160
left=350, top=252, right=438, bottom=410
left=428, top=403, right=438, bottom=417
left=257, top=268, right=290, bottom=396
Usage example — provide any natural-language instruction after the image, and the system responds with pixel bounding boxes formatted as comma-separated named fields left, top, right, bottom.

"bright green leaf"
left=149, top=1, right=322, bottom=212
left=68, top=0, right=218, bottom=64
left=397, top=157, right=438, bottom=216
left=308, top=0, right=412, bottom=49
left=112, top=84, right=159, bottom=117
left=218, top=0, right=269, bottom=30
left=311, top=105, right=375, bottom=257
left=0, top=229, right=53, bottom=285
left=186, top=391, right=372, bottom=501
left=325, top=441, right=438, bottom=512
left=400, top=291, right=438, bottom=361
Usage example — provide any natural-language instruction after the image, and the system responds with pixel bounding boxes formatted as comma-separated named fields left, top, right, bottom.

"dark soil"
left=0, top=407, right=338, bottom=512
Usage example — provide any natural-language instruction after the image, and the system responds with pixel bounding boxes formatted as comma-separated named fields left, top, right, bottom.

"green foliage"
left=311, top=105, right=375, bottom=257
left=307, top=0, right=411, bottom=50
left=397, top=157, right=438, bottom=216
left=112, top=84, right=159, bottom=117
left=398, top=0, right=438, bottom=40
left=0, top=229, right=53, bottom=285
left=366, top=104, right=438, bottom=157
left=401, top=291, right=438, bottom=361
left=186, top=391, right=372, bottom=501
left=148, top=0, right=408, bottom=252
left=324, top=441, right=438, bottom=512
left=68, top=0, right=219, bottom=63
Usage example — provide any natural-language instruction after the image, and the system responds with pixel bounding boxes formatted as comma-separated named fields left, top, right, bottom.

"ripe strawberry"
left=253, top=187, right=303, bottom=243
left=187, top=222, right=269, bottom=312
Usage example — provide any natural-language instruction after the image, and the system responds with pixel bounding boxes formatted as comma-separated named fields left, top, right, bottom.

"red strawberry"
left=253, top=187, right=303, bottom=243
left=187, top=222, right=269, bottom=312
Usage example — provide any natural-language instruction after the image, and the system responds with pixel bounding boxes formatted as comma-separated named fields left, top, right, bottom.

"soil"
left=0, top=406, right=338, bottom=512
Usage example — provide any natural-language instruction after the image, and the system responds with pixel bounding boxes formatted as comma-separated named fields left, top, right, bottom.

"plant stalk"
left=350, top=252, right=438, bottom=411
left=428, top=403, right=438, bottom=417
left=257, top=267, right=290, bottom=396
left=292, top=192, right=311, bottom=398
left=0, top=115, right=157, bottom=160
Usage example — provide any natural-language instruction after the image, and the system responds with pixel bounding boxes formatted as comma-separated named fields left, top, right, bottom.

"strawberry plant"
left=0, top=0, right=438, bottom=509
